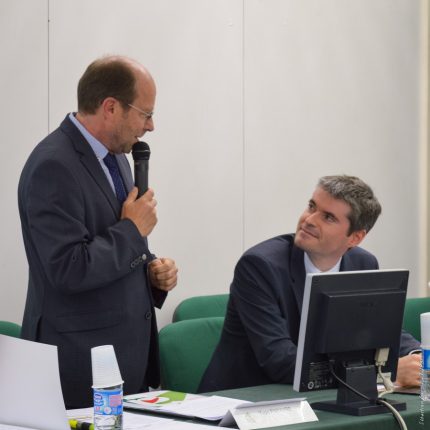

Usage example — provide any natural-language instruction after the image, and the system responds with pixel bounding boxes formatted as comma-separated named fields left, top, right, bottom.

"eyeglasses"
left=127, top=103, right=154, bottom=120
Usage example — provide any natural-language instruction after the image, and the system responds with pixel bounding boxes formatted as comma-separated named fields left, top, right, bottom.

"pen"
left=69, top=419, right=94, bottom=430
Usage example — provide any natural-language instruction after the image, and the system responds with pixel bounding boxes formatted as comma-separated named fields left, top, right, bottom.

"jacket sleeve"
left=231, top=253, right=297, bottom=383
left=399, top=330, right=421, bottom=356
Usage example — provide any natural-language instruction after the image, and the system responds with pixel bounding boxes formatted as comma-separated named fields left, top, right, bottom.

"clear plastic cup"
left=91, top=345, right=123, bottom=389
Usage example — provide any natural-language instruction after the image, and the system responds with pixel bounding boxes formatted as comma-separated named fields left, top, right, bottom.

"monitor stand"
left=312, top=362, right=406, bottom=416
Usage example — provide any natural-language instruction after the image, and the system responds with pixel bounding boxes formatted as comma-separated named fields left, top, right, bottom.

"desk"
left=208, top=384, right=430, bottom=430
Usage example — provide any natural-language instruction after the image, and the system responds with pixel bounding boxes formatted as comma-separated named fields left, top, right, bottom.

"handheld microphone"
left=132, top=141, right=150, bottom=198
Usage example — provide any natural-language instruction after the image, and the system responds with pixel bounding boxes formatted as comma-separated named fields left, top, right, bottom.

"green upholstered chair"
left=0, top=320, right=21, bottom=338
left=403, top=297, right=430, bottom=341
left=159, top=316, right=224, bottom=393
left=172, top=294, right=229, bottom=322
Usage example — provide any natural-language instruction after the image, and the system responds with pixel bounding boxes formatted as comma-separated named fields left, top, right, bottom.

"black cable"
left=328, top=361, right=373, bottom=402
left=328, top=362, right=407, bottom=430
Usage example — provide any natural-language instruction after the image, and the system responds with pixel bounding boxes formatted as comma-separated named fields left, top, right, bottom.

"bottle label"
left=93, top=388, right=123, bottom=416
left=423, top=348, right=430, bottom=371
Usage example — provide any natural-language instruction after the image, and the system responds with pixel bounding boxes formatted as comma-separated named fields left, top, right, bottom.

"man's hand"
left=395, top=353, right=421, bottom=387
left=148, top=258, right=178, bottom=292
left=121, top=187, right=157, bottom=237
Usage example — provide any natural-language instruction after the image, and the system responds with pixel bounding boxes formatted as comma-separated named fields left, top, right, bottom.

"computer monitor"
left=293, top=269, right=409, bottom=416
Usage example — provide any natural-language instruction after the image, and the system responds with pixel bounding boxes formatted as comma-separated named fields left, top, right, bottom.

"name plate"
left=220, top=398, right=318, bottom=430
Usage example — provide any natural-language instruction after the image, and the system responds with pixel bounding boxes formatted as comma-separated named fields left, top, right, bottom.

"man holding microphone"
left=18, top=55, right=177, bottom=408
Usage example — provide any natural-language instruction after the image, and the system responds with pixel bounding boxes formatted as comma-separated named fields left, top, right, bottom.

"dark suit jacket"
left=18, top=115, right=166, bottom=408
left=198, top=234, right=420, bottom=392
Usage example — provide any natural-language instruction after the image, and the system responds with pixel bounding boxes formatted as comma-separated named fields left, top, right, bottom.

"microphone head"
left=132, top=141, right=151, bottom=161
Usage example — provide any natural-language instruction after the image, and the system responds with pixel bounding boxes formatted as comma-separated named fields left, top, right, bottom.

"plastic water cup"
left=91, top=345, right=123, bottom=389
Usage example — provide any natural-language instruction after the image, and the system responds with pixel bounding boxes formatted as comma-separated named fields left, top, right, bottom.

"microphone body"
left=135, top=159, right=149, bottom=198
left=132, top=141, right=151, bottom=198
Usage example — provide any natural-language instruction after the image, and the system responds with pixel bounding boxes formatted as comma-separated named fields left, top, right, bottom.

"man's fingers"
left=139, top=188, right=155, bottom=201
left=125, top=186, right=138, bottom=203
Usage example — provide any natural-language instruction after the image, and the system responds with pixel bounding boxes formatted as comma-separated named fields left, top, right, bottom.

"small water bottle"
left=93, top=384, right=123, bottom=430
left=421, top=312, right=430, bottom=402
left=91, top=345, right=124, bottom=430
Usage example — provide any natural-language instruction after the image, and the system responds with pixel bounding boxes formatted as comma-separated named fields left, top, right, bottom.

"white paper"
left=125, top=390, right=318, bottom=429
left=66, top=408, right=93, bottom=420
left=0, top=335, right=70, bottom=430
left=161, top=395, right=248, bottom=421
left=67, top=407, right=232, bottom=430
left=229, top=398, right=318, bottom=430
left=124, top=390, right=203, bottom=416
left=0, top=425, right=40, bottom=430
left=151, top=423, right=231, bottom=430
left=124, top=391, right=246, bottom=421
left=68, top=407, right=172, bottom=429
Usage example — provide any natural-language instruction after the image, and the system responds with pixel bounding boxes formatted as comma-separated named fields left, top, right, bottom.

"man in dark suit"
left=18, top=56, right=178, bottom=408
left=199, top=175, right=421, bottom=392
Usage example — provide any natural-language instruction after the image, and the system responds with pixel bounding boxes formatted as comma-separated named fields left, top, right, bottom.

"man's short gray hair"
left=318, top=175, right=381, bottom=235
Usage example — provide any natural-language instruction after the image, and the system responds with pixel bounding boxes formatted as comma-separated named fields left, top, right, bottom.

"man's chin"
left=294, top=233, right=313, bottom=251
left=294, top=234, right=304, bottom=249
left=123, top=143, right=135, bottom=153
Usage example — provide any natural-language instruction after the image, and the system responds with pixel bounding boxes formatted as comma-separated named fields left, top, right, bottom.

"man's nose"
left=303, top=211, right=318, bottom=226
left=145, top=117, right=154, bottom=132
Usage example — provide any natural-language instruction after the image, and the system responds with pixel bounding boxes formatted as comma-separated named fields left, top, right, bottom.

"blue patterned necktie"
left=103, top=153, right=127, bottom=204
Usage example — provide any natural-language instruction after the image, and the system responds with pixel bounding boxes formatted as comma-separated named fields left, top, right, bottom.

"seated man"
left=198, top=175, right=421, bottom=392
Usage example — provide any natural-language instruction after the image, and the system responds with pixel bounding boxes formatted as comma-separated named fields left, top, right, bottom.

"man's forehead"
left=310, top=187, right=352, bottom=218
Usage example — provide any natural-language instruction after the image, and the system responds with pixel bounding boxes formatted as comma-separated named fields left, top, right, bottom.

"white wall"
left=1, top=0, right=428, bottom=329
left=0, top=0, right=48, bottom=325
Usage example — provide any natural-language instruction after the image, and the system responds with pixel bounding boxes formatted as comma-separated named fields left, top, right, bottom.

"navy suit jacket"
left=198, top=234, right=420, bottom=392
left=18, top=115, right=166, bottom=408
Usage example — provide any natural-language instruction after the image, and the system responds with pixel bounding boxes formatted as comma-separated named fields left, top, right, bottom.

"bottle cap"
left=420, top=312, right=430, bottom=347
left=91, top=345, right=124, bottom=389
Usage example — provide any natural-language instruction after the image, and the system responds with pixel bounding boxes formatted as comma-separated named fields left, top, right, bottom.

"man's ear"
left=347, top=229, right=367, bottom=248
left=101, top=97, right=117, bottom=117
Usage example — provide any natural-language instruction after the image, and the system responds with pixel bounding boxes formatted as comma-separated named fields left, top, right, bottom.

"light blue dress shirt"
left=68, top=112, right=116, bottom=194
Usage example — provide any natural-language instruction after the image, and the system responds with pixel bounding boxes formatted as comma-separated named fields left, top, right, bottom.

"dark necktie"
left=103, top=153, right=127, bottom=204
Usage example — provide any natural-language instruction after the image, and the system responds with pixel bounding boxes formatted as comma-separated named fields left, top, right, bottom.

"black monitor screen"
left=293, top=269, right=409, bottom=416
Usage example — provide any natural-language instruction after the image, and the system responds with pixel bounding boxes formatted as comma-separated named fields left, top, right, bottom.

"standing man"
left=18, top=56, right=178, bottom=408
left=198, top=175, right=421, bottom=392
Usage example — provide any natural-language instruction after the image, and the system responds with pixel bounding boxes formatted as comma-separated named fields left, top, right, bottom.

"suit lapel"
left=60, top=116, right=121, bottom=215
left=339, top=252, right=352, bottom=271
left=289, top=240, right=306, bottom=312
left=116, top=154, right=134, bottom=193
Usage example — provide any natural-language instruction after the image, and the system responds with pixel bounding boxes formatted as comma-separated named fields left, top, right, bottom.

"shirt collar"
left=304, top=252, right=342, bottom=274
left=69, top=112, right=109, bottom=160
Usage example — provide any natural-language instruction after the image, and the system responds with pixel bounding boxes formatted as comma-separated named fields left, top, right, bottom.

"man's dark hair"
left=318, top=175, right=382, bottom=234
left=77, top=57, right=136, bottom=114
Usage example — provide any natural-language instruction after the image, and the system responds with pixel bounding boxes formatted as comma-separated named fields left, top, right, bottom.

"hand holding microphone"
left=121, top=141, right=157, bottom=237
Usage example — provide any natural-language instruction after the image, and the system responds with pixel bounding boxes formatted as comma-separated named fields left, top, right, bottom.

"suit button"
left=142, top=253, right=147, bottom=261
left=145, top=311, right=152, bottom=320
left=130, top=262, right=136, bottom=269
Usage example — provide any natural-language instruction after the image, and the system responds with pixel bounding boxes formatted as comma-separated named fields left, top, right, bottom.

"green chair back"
left=172, top=294, right=229, bottom=322
left=402, top=297, right=430, bottom=341
left=159, top=316, right=224, bottom=393
left=0, top=320, right=21, bottom=338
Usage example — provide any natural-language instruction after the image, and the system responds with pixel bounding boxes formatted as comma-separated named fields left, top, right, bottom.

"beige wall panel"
left=0, top=0, right=48, bottom=324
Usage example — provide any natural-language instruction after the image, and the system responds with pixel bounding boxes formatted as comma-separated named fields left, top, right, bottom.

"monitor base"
left=312, top=399, right=406, bottom=416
